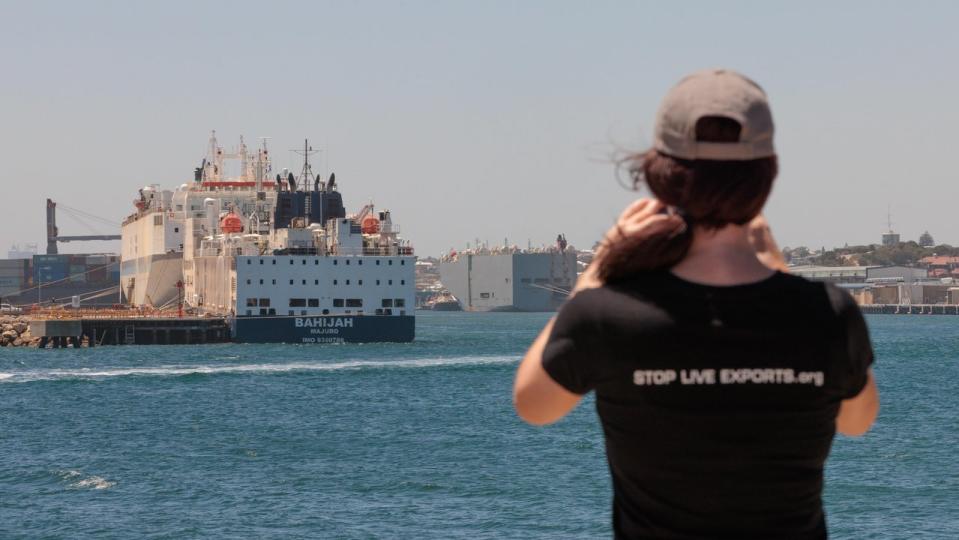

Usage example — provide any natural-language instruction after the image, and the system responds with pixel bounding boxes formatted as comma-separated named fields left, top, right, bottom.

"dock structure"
left=859, top=304, right=959, bottom=315
left=29, top=317, right=231, bottom=347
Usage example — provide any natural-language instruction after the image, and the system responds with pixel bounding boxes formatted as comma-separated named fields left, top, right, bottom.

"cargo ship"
left=438, top=235, right=576, bottom=312
left=120, top=132, right=415, bottom=343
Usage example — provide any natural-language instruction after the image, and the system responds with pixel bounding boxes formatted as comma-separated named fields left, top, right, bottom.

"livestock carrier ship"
left=120, top=132, right=415, bottom=343
left=438, top=235, right=576, bottom=312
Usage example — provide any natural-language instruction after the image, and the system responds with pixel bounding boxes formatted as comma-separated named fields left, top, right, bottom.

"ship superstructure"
left=120, top=132, right=415, bottom=343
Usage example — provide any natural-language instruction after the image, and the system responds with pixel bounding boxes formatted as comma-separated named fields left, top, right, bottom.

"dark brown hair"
left=598, top=116, right=778, bottom=282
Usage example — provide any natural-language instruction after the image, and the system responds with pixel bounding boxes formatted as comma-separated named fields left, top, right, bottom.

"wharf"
left=29, top=316, right=231, bottom=347
left=860, top=304, right=959, bottom=315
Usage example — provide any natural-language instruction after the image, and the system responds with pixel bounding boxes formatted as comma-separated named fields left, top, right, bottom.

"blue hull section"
left=233, top=315, right=415, bottom=344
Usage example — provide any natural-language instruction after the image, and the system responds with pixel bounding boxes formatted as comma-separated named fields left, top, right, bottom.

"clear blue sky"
left=2, top=1, right=956, bottom=256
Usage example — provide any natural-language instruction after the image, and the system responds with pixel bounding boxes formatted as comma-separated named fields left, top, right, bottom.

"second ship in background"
left=438, top=235, right=578, bottom=312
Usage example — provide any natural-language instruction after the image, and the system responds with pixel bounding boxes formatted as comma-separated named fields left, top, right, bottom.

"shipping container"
left=0, top=276, right=23, bottom=287
left=35, top=267, right=68, bottom=283
left=0, top=268, right=26, bottom=279
left=34, top=254, right=71, bottom=264
left=0, top=258, right=28, bottom=268
left=87, top=266, right=108, bottom=282
left=69, top=264, right=87, bottom=283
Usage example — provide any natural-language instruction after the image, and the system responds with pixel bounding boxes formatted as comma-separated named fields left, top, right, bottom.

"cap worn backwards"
left=653, top=69, right=775, bottom=161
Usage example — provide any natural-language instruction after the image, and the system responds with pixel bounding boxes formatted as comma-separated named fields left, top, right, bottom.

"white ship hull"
left=120, top=252, right=183, bottom=308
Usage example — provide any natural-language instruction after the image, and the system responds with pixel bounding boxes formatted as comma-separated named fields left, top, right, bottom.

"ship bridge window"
left=376, top=260, right=380, bottom=266
left=389, top=260, right=393, bottom=266
left=346, top=299, right=363, bottom=307
left=314, top=260, right=319, bottom=265
left=302, top=259, right=307, bottom=265
left=376, top=280, right=380, bottom=285
left=272, top=279, right=276, bottom=285
left=290, top=279, right=295, bottom=285
left=358, top=280, right=363, bottom=285
left=259, top=279, right=264, bottom=285
left=322, top=309, right=330, bottom=315
left=289, top=298, right=306, bottom=307
left=346, top=260, right=350, bottom=265
left=246, top=298, right=257, bottom=307
left=333, top=299, right=344, bottom=307
left=302, top=279, right=307, bottom=285
left=334, top=279, right=338, bottom=285
left=314, top=279, right=319, bottom=285
left=246, top=279, right=251, bottom=285
left=382, top=299, right=393, bottom=307
left=290, top=259, right=294, bottom=265
left=308, top=299, right=319, bottom=307
left=395, top=299, right=405, bottom=307
left=388, top=280, right=393, bottom=285
left=174, top=227, right=179, bottom=233
left=247, top=260, right=251, bottom=265
left=401, top=280, right=405, bottom=285
left=272, top=260, right=276, bottom=265
left=480, top=293, right=490, bottom=299
left=259, top=298, right=271, bottom=307
left=260, top=260, right=264, bottom=265
left=359, top=260, right=363, bottom=265
left=346, top=279, right=350, bottom=285
left=334, top=259, right=338, bottom=265
left=401, top=260, right=405, bottom=265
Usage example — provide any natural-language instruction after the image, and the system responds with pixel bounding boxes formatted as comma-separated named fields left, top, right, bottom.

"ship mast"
left=292, top=139, right=320, bottom=192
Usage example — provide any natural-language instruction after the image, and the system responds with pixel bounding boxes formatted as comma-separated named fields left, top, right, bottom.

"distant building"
left=919, top=231, right=934, bottom=247
left=866, top=266, right=927, bottom=283
left=918, top=256, right=959, bottom=278
left=881, top=231, right=900, bottom=246
left=790, top=265, right=873, bottom=283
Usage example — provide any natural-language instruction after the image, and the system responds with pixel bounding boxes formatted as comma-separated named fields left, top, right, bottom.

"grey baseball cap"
left=653, top=69, right=775, bottom=161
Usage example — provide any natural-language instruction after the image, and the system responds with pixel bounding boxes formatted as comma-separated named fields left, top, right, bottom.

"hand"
left=747, top=215, right=789, bottom=273
left=574, top=198, right=685, bottom=293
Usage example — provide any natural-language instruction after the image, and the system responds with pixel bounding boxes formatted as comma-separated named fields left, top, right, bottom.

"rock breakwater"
left=0, top=317, right=40, bottom=347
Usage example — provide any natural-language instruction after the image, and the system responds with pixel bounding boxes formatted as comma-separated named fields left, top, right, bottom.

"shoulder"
left=567, top=275, right=668, bottom=316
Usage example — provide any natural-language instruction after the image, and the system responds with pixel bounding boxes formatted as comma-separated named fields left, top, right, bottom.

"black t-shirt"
left=542, top=271, right=874, bottom=540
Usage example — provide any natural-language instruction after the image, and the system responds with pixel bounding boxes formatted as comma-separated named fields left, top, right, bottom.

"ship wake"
left=0, top=356, right=518, bottom=383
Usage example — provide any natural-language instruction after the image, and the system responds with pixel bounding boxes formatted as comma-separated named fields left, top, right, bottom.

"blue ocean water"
left=1, top=312, right=957, bottom=539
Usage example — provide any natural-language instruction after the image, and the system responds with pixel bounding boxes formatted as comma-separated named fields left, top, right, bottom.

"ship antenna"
left=292, top=138, right=321, bottom=192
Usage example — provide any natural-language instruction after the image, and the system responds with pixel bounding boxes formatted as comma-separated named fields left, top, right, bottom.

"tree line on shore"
left=782, top=242, right=959, bottom=268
